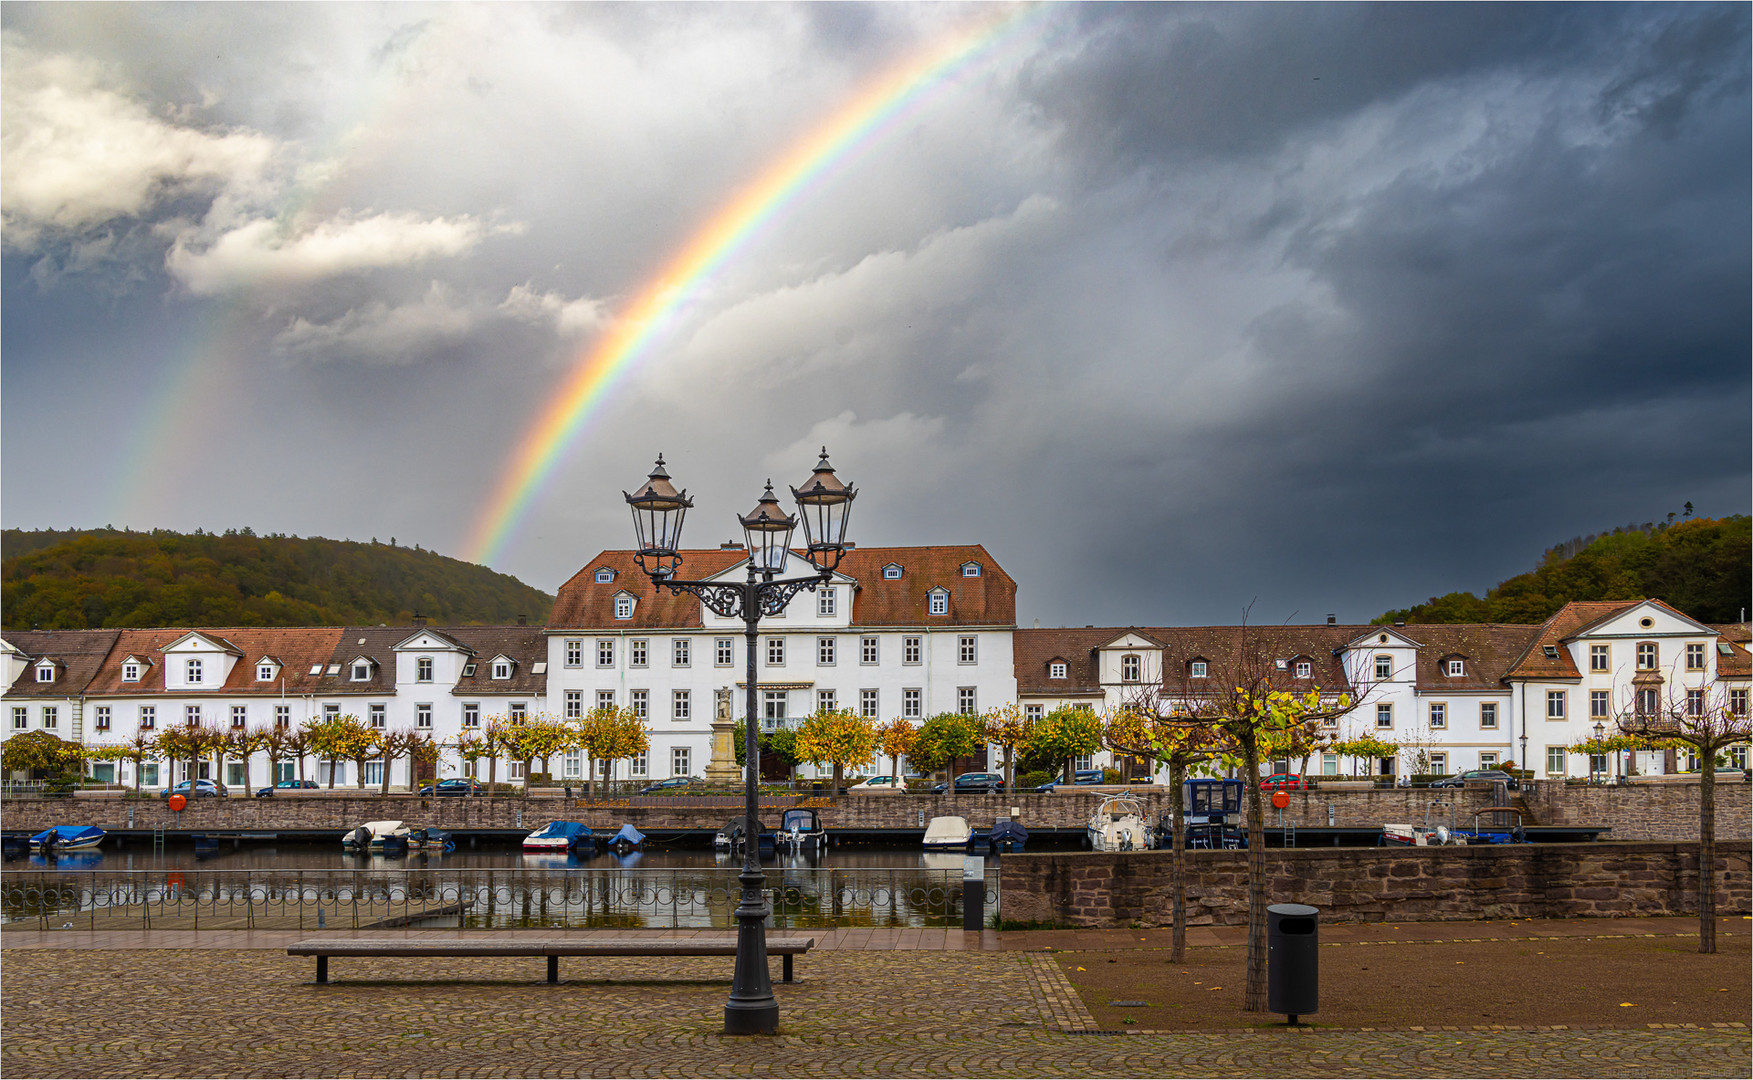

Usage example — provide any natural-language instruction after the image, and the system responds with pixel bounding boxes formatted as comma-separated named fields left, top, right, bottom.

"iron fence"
left=0, top=865, right=997, bottom=931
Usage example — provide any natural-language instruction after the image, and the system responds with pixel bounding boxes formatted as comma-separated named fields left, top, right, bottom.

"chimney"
left=1394, top=619, right=1405, bottom=628
left=412, top=612, right=427, bottom=627
left=720, top=541, right=743, bottom=549
left=516, top=614, right=527, bottom=626
left=1327, top=614, right=1336, bottom=625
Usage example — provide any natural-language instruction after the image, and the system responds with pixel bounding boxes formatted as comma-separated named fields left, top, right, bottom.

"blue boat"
left=989, top=819, right=1028, bottom=853
left=604, top=823, right=645, bottom=853
left=28, top=826, right=105, bottom=853
left=523, top=820, right=591, bottom=852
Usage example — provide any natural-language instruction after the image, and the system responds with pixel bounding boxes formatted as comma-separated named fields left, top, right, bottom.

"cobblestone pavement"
left=3, top=948, right=1748, bottom=1077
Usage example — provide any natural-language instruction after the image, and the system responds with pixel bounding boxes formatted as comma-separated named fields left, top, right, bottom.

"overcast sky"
left=3, top=3, right=1748, bottom=627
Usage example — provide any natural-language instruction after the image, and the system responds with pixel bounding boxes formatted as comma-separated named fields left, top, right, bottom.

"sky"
left=3, top=2, right=1748, bottom=628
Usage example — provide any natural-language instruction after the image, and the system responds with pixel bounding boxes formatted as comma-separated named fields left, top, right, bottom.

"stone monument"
left=704, top=687, right=743, bottom=783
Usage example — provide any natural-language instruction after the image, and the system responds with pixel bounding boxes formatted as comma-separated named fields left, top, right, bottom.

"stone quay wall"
left=1517, top=778, right=1750, bottom=841
left=996, top=842, right=1753, bottom=928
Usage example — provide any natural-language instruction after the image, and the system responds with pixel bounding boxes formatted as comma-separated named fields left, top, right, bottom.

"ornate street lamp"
left=1594, top=720, right=1607, bottom=784
left=624, top=451, right=856, bottom=1035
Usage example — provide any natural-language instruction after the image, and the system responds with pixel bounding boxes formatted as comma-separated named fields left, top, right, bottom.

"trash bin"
left=1266, top=902, right=1318, bottom=1022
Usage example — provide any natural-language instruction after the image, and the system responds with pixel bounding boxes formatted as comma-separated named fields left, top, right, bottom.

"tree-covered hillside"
left=2, top=528, right=554, bottom=630
left=1377, top=515, right=1751, bottom=626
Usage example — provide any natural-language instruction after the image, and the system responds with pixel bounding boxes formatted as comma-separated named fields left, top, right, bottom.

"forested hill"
left=1377, top=515, right=1751, bottom=626
left=1, top=528, right=554, bottom=630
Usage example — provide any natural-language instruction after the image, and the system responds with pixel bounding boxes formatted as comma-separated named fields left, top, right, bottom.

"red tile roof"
left=3, top=630, right=122, bottom=697
left=81, top=628, right=346, bottom=697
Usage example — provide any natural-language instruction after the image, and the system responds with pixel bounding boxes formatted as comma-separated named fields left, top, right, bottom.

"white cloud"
left=166, top=212, right=507, bottom=294
left=498, top=283, right=608, bottom=337
left=271, top=281, right=480, bottom=362
left=0, top=39, right=276, bottom=248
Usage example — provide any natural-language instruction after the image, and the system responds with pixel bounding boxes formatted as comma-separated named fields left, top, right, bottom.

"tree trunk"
left=832, top=762, right=844, bottom=794
left=1003, top=745, right=1015, bottom=792
left=1699, top=748, right=1717, bottom=953
left=1243, top=734, right=1268, bottom=1012
left=522, top=758, right=533, bottom=796
left=1063, top=757, right=1074, bottom=785
left=328, top=757, right=337, bottom=789
left=488, top=754, right=498, bottom=796
left=381, top=750, right=392, bottom=796
left=1169, top=757, right=1187, bottom=962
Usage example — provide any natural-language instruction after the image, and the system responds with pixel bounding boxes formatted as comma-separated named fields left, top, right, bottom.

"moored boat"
left=922, top=815, right=972, bottom=850
left=523, top=820, right=591, bottom=851
left=989, top=819, right=1028, bottom=853
left=29, top=825, right=105, bottom=853
left=604, top=823, right=645, bottom=853
left=1087, top=796, right=1147, bottom=852
left=342, top=820, right=412, bottom=854
left=406, top=826, right=455, bottom=852
left=778, top=807, right=826, bottom=855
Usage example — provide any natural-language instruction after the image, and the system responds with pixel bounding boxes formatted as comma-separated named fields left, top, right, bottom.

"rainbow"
left=464, top=3, right=1049, bottom=566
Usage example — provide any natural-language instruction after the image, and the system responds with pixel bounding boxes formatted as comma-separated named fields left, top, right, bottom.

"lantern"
left=739, top=481, right=796, bottom=576
left=790, top=447, right=856, bottom=574
left=624, top=455, right=692, bottom=578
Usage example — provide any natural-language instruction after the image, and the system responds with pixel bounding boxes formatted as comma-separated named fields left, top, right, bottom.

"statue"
left=704, top=686, right=742, bottom=783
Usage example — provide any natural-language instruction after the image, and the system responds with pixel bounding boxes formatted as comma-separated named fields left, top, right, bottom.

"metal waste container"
left=1266, top=903, right=1318, bottom=1022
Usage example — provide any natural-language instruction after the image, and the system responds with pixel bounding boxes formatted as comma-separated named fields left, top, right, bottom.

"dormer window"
left=122, top=661, right=140, bottom=682
left=257, top=662, right=277, bottom=682
left=351, top=660, right=372, bottom=682
left=595, top=567, right=615, bottom=584
left=1295, top=660, right=1312, bottom=679
left=186, top=658, right=204, bottom=685
left=1446, top=659, right=1465, bottom=677
left=1190, top=660, right=1208, bottom=679
left=961, top=562, right=982, bottom=578
left=492, top=659, right=512, bottom=679
left=1049, top=661, right=1067, bottom=679
left=1121, top=655, right=1141, bottom=682
left=417, top=657, right=433, bottom=682
left=34, top=662, right=54, bottom=683
left=615, top=594, right=634, bottom=620
left=883, top=564, right=902, bottom=580
left=1543, top=645, right=1559, bottom=659
left=462, top=663, right=477, bottom=677
left=1374, top=655, right=1392, bottom=680
left=928, top=590, right=948, bottom=616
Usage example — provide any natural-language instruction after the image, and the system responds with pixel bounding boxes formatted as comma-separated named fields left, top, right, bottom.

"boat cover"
left=29, top=826, right=104, bottom=845
left=607, top=823, right=645, bottom=846
left=781, top=808, right=820, bottom=832
left=989, top=820, right=1028, bottom=844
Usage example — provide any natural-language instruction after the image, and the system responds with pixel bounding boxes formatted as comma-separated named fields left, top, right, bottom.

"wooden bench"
left=288, top=937, right=816, bottom=985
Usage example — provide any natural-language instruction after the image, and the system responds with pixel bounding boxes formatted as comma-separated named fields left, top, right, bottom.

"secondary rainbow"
left=465, top=4, right=1047, bottom=566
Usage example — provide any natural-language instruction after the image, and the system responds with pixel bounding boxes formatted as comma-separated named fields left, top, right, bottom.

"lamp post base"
left=724, top=997, right=780, bottom=1036
left=723, top=859, right=779, bottom=1035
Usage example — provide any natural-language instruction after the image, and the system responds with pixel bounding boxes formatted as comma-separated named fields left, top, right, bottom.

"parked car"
left=161, top=779, right=227, bottom=799
left=639, top=776, right=702, bottom=795
left=1259, top=774, right=1305, bottom=791
left=254, top=779, right=319, bottom=798
left=1430, top=769, right=1521, bottom=791
left=1073, top=770, right=1105, bottom=785
left=848, top=775, right=908, bottom=791
left=931, top=772, right=1006, bottom=794
left=419, top=778, right=485, bottom=797
left=1027, top=779, right=1059, bottom=793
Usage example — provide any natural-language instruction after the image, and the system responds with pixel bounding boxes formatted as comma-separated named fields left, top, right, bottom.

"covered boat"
left=778, top=807, right=826, bottom=855
left=406, top=826, right=455, bottom=852
left=988, top=819, right=1028, bottom=853
left=523, top=820, right=591, bottom=851
left=713, top=817, right=771, bottom=854
left=29, top=825, right=105, bottom=853
left=341, top=820, right=411, bottom=854
left=604, top=822, right=645, bottom=853
left=922, top=815, right=972, bottom=850
left=1087, top=796, right=1147, bottom=852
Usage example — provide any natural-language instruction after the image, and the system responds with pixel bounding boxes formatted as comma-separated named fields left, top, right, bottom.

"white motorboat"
left=341, top=820, right=412, bottom=853
left=922, top=815, right=972, bottom=850
left=1087, top=795, right=1148, bottom=852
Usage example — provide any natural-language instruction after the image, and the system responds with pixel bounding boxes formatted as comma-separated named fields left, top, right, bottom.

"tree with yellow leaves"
left=981, top=703, right=1034, bottom=792
left=875, top=717, right=916, bottom=780
left=578, top=705, right=649, bottom=794
left=499, top=713, right=572, bottom=795
left=795, top=707, right=877, bottom=793
left=1023, top=705, right=1103, bottom=784
left=450, top=731, right=489, bottom=795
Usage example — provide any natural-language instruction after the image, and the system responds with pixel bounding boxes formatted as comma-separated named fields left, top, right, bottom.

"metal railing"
left=0, top=866, right=997, bottom=931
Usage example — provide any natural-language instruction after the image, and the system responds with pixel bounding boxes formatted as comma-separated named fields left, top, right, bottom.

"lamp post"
left=624, top=449, right=855, bottom=1035
left=1593, top=720, right=1607, bottom=785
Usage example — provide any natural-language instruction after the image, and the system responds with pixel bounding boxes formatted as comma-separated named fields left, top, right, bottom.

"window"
left=1547, top=691, right=1567, bottom=720
left=1480, top=702, right=1498, bottom=729
left=715, top=639, right=733, bottom=667
left=597, top=690, right=615, bottom=710
left=1122, top=654, right=1141, bottom=681
left=1479, top=752, right=1498, bottom=767
left=1686, top=643, right=1706, bottom=671
left=860, top=637, right=879, bottom=665
left=818, top=588, right=836, bottom=617
left=818, top=637, right=836, bottom=665
left=509, top=702, right=526, bottom=722
left=672, top=690, right=690, bottom=721
left=508, top=761, right=526, bottom=781
left=1732, top=689, right=1748, bottom=716
left=258, top=663, right=276, bottom=681
left=883, top=564, right=902, bottom=580
left=859, top=689, right=879, bottom=719
left=1049, top=661, right=1067, bottom=679
left=1590, top=645, right=1609, bottom=672
left=763, top=691, right=787, bottom=729
left=1636, top=643, right=1657, bottom=670
left=767, top=638, right=785, bottom=666
left=630, top=752, right=648, bottom=777
left=1295, top=661, right=1312, bottom=679
left=186, top=658, right=203, bottom=685
left=416, top=704, right=432, bottom=728
left=417, top=657, right=433, bottom=682
left=41, top=706, right=56, bottom=730
left=565, top=691, right=583, bottom=720
left=352, top=660, right=371, bottom=681
left=12, top=707, right=26, bottom=729
left=928, top=591, right=948, bottom=616
left=565, top=640, right=583, bottom=667
left=564, top=751, right=582, bottom=779
left=462, top=663, right=476, bottom=677
left=1374, top=655, right=1392, bottom=681
left=363, top=760, right=384, bottom=786
left=1637, top=687, right=1659, bottom=715
left=1323, top=713, right=1339, bottom=729
left=673, top=639, right=690, bottom=667
left=1731, top=745, right=1749, bottom=771
left=1321, top=753, right=1338, bottom=776
left=903, top=688, right=922, bottom=719
left=232, top=705, right=249, bottom=729
left=95, top=706, right=111, bottom=732
left=903, top=637, right=922, bottom=665
left=615, top=595, right=634, bottom=620
left=1589, top=690, right=1610, bottom=719
left=962, top=562, right=982, bottom=577
left=1687, top=688, right=1705, bottom=717
left=1024, top=704, right=1044, bottom=721
left=628, top=640, right=647, bottom=668
left=1376, top=704, right=1393, bottom=729
left=274, top=705, right=290, bottom=729
left=1428, top=752, right=1447, bottom=774
left=629, top=691, right=648, bottom=720
left=493, top=659, right=512, bottom=679
left=139, top=706, right=156, bottom=730
left=597, top=640, right=615, bottom=667
left=1445, top=659, right=1464, bottom=677
left=1190, top=660, right=1207, bottom=679
left=1075, top=754, right=1094, bottom=773
left=463, top=704, right=480, bottom=728
left=817, top=689, right=837, bottom=713
left=595, top=567, right=614, bottom=584
left=960, top=637, right=978, bottom=665
left=324, top=703, right=340, bottom=719
left=957, top=687, right=977, bottom=715
left=1546, top=746, right=1568, bottom=776
left=185, top=705, right=201, bottom=726
left=1542, top=645, right=1559, bottom=659
left=122, top=661, right=140, bottom=682
left=1428, top=703, right=1446, bottom=729
left=672, top=748, right=691, bottom=777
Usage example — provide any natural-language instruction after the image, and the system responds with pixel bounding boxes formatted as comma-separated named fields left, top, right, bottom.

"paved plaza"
left=2, top=920, right=1748, bottom=1077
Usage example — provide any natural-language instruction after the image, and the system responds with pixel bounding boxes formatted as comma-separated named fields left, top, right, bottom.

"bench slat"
left=288, top=937, right=813, bottom=957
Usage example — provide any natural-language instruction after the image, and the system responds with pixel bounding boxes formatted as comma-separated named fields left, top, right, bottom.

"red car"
left=1259, top=774, right=1304, bottom=791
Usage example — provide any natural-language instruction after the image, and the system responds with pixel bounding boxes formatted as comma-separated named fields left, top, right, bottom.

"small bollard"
left=317, top=905, right=326, bottom=929
left=962, top=855, right=985, bottom=932
left=1267, top=903, right=1318, bottom=1023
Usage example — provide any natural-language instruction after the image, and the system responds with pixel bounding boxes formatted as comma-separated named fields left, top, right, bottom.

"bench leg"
left=782, top=953, right=793, bottom=983
left=316, top=956, right=328, bottom=985
left=548, top=956, right=559, bottom=984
